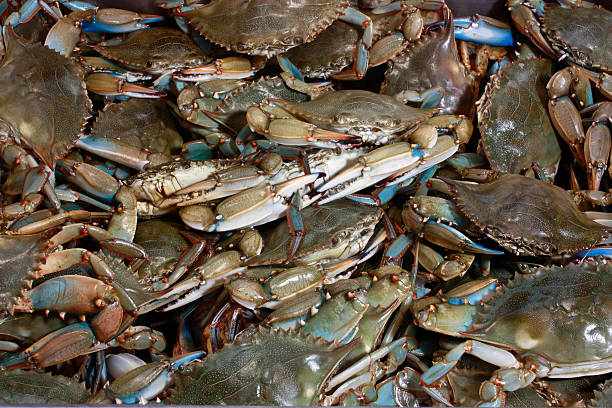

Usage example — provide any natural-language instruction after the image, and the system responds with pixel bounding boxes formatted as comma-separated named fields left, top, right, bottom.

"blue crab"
left=508, top=0, right=611, bottom=73
left=477, top=54, right=561, bottom=180
left=177, top=0, right=374, bottom=80
left=416, top=261, right=612, bottom=406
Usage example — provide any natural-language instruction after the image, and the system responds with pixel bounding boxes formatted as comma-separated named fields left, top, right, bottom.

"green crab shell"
left=542, top=5, right=612, bottom=73
left=381, top=10, right=478, bottom=118
left=181, top=0, right=350, bottom=57
left=247, top=199, right=382, bottom=266
left=0, top=230, right=56, bottom=314
left=0, top=27, right=91, bottom=169
left=167, top=325, right=357, bottom=405
left=0, top=370, right=89, bottom=404
left=477, top=58, right=560, bottom=179
left=92, top=27, right=209, bottom=74
left=446, top=174, right=609, bottom=256
left=465, top=262, right=611, bottom=366
left=91, top=99, right=183, bottom=156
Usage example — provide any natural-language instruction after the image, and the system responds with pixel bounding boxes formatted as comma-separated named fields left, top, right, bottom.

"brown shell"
left=477, top=58, right=560, bottom=179
left=0, top=28, right=91, bottom=168
left=542, top=5, right=611, bottom=73
left=91, top=99, right=183, bottom=155
left=381, top=10, right=478, bottom=118
left=0, top=230, right=56, bottom=314
left=445, top=174, right=609, bottom=256
left=181, top=0, right=350, bottom=57
left=466, top=262, right=611, bottom=365
left=92, top=27, right=209, bottom=74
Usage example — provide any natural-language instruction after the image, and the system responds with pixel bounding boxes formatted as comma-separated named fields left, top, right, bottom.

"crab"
left=175, top=0, right=378, bottom=80
left=507, top=0, right=611, bottom=74
left=246, top=88, right=475, bottom=147
left=381, top=8, right=512, bottom=119
left=0, top=24, right=91, bottom=173
left=84, top=26, right=263, bottom=98
left=415, top=261, right=612, bottom=406
left=446, top=174, right=609, bottom=256
left=167, top=326, right=358, bottom=405
left=476, top=54, right=561, bottom=180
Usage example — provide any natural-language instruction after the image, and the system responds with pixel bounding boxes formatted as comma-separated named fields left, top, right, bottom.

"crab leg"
left=57, top=160, right=138, bottom=241
left=75, top=136, right=170, bottom=171
left=107, top=352, right=204, bottom=404
left=451, top=15, right=514, bottom=46
left=331, top=8, right=373, bottom=81
left=316, top=143, right=424, bottom=204
left=420, top=339, right=522, bottom=387
left=179, top=173, right=322, bottom=232
left=174, top=56, right=263, bottom=82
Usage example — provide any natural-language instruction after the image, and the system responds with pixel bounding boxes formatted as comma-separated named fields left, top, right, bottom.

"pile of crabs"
left=0, top=0, right=610, bottom=405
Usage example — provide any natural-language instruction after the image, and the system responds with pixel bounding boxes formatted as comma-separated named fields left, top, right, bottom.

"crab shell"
left=444, top=174, right=609, bottom=256
left=465, top=262, right=611, bottom=367
left=477, top=58, right=561, bottom=179
left=247, top=199, right=382, bottom=266
left=0, top=230, right=56, bottom=314
left=0, top=27, right=91, bottom=169
left=381, top=9, right=478, bottom=118
left=180, top=0, right=350, bottom=57
left=167, top=325, right=358, bottom=405
left=91, top=27, right=209, bottom=74
left=271, top=89, right=436, bottom=143
left=542, top=4, right=611, bottom=74
left=0, top=370, right=89, bottom=404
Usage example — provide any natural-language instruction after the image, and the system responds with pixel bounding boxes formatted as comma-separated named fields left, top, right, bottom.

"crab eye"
left=335, top=114, right=352, bottom=125
left=417, top=310, right=433, bottom=327
left=379, top=116, right=398, bottom=128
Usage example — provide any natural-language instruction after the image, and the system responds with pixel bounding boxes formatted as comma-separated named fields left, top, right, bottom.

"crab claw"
left=107, top=352, right=204, bottom=404
left=174, top=56, right=262, bottom=81
left=507, top=1, right=556, bottom=58
left=315, top=143, right=424, bottom=204
left=452, top=15, right=514, bottom=47
left=87, top=72, right=167, bottom=98
left=246, top=104, right=362, bottom=148
left=0, top=322, right=96, bottom=370
left=179, top=173, right=323, bottom=232
left=423, top=221, right=504, bottom=255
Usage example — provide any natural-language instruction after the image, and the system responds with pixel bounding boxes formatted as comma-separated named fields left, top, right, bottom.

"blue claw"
left=450, top=16, right=515, bottom=47
left=81, top=14, right=164, bottom=33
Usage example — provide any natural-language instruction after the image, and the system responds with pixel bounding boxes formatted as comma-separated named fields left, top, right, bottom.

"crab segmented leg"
left=420, top=340, right=530, bottom=406
left=75, top=136, right=170, bottom=171
left=174, top=56, right=263, bottom=82
left=57, top=160, right=138, bottom=241
left=330, top=8, right=373, bottom=81
left=507, top=0, right=557, bottom=58
left=315, top=142, right=423, bottom=204
left=45, top=8, right=164, bottom=56
left=452, top=15, right=514, bottom=47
